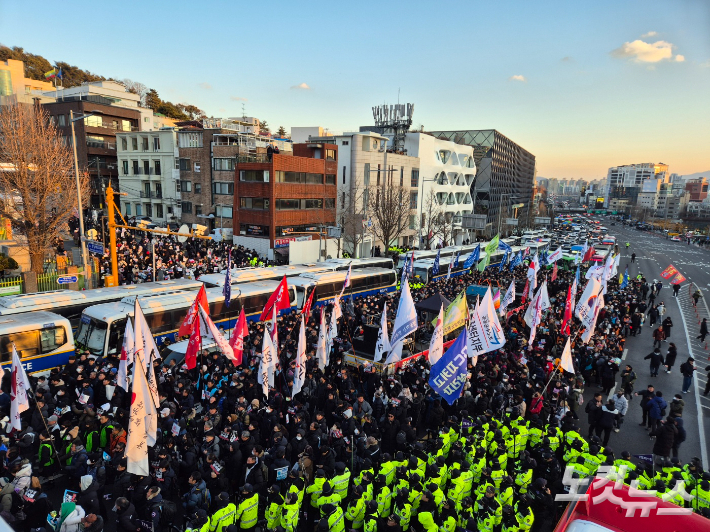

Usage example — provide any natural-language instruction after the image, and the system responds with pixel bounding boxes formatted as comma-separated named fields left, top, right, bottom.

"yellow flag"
left=432, top=291, right=468, bottom=334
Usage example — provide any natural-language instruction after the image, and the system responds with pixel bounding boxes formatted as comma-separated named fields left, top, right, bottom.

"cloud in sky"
left=641, top=31, right=658, bottom=38
left=198, top=82, right=212, bottom=90
left=561, top=56, right=573, bottom=62
left=290, top=82, right=311, bottom=90
left=230, top=95, right=247, bottom=101
left=509, top=75, right=527, bottom=82
left=611, top=39, right=676, bottom=63
left=675, top=54, right=685, bottom=62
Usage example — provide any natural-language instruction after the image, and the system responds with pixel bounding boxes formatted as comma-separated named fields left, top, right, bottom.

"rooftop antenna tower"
left=372, top=101, right=414, bottom=152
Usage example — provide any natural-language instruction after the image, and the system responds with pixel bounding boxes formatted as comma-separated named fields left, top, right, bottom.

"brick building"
left=685, top=178, right=708, bottom=202
left=233, top=143, right=338, bottom=262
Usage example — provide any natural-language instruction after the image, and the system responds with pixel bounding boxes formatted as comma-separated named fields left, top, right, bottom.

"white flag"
left=126, top=355, right=157, bottom=476
left=446, top=261, right=452, bottom=280
left=326, top=310, right=338, bottom=357
left=10, top=346, right=30, bottom=433
left=133, top=300, right=160, bottom=366
left=199, top=306, right=236, bottom=363
left=524, top=282, right=551, bottom=327
left=390, top=280, right=418, bottom=346
left=585, top=265, right=604, bottom=280
left=144, top=354, right=159, bottom=446
left=258, top=329, right=276, bottom=397
left=500, top=280, right=516, bottom=317
left=270, top=305, right=279, bottom=352
left=117, top=319, right=135, bottom=392
left=466, top=301, right=482, bottom=366
left=581, top=293, right=604, bottom=343
left=333, top=294, right=343, bottom=320
left=575, top=277, right=602, bottom=327
left=385, top=340, right=404, bottom=365
left=548, top=246, right=563, bottom=263
left=480, top=288, right=507, bottom=351
left=373, top=303, right=391, bottom=363
left=316, top=308, right=328, bottom=371
left=560, top=338, right=575, bottom=374
left=292, top=316, right=307, bottom=398
left=428, top=305, right=445, bottom=366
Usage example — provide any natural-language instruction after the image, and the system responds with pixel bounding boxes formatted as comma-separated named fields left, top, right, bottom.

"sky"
left=1, top=0, right=709, bottom=180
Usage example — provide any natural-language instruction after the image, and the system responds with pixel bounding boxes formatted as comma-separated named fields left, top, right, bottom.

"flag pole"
left=27, top=389, right=65, bottom=472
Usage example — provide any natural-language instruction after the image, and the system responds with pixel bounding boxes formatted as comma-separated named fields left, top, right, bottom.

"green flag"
left=477, top=253, right=490, bottom=272
left=485, top=235, right=499, bottom=255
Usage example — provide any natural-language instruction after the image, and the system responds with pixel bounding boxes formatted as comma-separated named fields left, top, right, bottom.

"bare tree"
left=338, top=185, right=368, bottom=258
left=122, top=79, right=148, bottom=106
left=368, top=174, right=410, bottom=253
left=434, top=211, right=456, bottom=247
left=421, top=190, right=442, bottom=250
left=0, top=104, right=88, bottom=273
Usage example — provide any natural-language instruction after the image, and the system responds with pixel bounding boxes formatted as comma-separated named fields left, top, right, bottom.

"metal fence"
left=0, top=276, right=23, bottom=296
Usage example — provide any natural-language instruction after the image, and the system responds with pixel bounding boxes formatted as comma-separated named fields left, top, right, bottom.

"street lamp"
left=69, top=109, right=102, bottom=289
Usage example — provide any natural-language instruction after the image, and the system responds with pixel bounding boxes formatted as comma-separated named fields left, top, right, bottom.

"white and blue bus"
left=288, top=268, right=397, bottom=308
left=0, top=279, right=203, bottom=332
left=77, top=281, right=299, bottom=358
left=0, top=311, right=75, bottom=374
left=198, top=263, right=337, bottom=288
left=322, top=257, right=395, bottom=271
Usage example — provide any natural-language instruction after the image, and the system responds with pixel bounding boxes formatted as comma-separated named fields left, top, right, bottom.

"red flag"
left=229, top=308, right=249, bottom=365
left=551, top=263, right=558, bottom=282
left=670, top=272, right=686, bottom=284
left=184, top=321, right=201, bottom=370
left=301, top=288, right=315, bottom=319
left=561, top=284, right=573, bottom=336
left=521, top=278, right=530, bottom=305
left=582, top=245, right=595, bottom=262
left=660, top=264, right=678, bottom=280
left=259, top=276, right=291, bottom=322
left=178, top=285, right=209, bottom=337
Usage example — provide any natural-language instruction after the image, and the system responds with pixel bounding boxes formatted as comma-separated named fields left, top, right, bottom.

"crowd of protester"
left=4, top=243, right=710, bottom=532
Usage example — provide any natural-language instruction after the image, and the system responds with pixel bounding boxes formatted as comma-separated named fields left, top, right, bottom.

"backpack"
left=396, top=431, right=407, bottom=446
left=154, top=500, right=178, bottom=526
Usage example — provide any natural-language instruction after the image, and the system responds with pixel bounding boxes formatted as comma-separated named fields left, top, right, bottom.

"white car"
left=671, top=236, right=682, bottom=242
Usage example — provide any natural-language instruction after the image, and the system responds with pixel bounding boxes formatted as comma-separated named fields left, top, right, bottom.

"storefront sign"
left=274, top=235, right=312, bottom=248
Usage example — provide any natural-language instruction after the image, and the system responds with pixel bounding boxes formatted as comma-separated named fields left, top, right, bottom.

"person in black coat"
left=634, top=384, right=655, bottom=427
left=650, top=417, right=678, bottom=461
left=114, top=498, right=139, bottom=532
left=665, top=343, right=678, bottom=374
left=380, top=413, right=401, bottom=455
left=314, top=445, right=336, bottom=477
left=78, top=476, right=101, bottom=516
left=595, top=400, right=619, bottom=446
left=584, top=393, right=603, bottom=439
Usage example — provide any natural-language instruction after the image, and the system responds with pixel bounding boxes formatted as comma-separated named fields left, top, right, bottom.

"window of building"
left=84, top=115, right=102, bottom=127
left=216, top=205, right=233, bottom=218
left=57, top=115, right=66, bottom=127
left=303, top=199, right=323, bottom=209
left=181, top=201, right=192, bottom=213
left=180, top=181, right=192, bottom=192
left=341, top=192, right=346, bottom=209
left=364, top=163, right=370, bottom=186
left=122, top=161, right=128, bottom=175
left=363, top=189, right=369, bottom=209
left=241, top=198, right=270, bottom=209
left=325, top=149, right=336, bottom=161
left=341, top=140, right=349, bottom=146
left=194, top=183, right=202, bottom=194
left=377, top=164, right=381, bottom=186
left=135, top=204, right=142, bottom=216
left=326, top=174, right=336, bottom=185
left=194, top=162, right=201, bottom=172
left=132, top=161, right=139, bottom=174
left=214, top=158, right=235, bottom=171
left=409, top=215, right=417, bottom=230
left=410, top=192, right=418, bottom=209
left=195, top=205, right=202, bottom=216
left=125, top=203, right=131, bottom=216
left=411, top=169, right=419, bottom=188
left=141, top=137, right=149, bottom=151
left=121, top=137, right=127, bottom=151
left=178, top=132, right=203, bottom=148
left=145, top=204, right=152, bottom=218
left=86, top=135, right=106, bottom=147
left=154, top=160, right=161, bottom=175
left=400, top=166, right=404, bottom=187
left=274, top=171, right=320, bottom=184
left=179, top=158, right=190, bottom=171
left=274, top=199, right=298, bottom=210
left=143, top=160, right=150, bottom=175
left=132, top=137, right=138, bottom=150
left=240, top=224, right=268, bottom=236
left=153, top=137, right=160, bottom=151
left=213, top=182, right=234, bottom=195
left=167, top=206, right=173, bottom=215
left=241, top=170, right=269, bottom=182
left=325, top=198, right=335, bottom=209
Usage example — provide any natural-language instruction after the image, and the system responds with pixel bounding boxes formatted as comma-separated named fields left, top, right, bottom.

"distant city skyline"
left=1, top=0, right=709, bottom=179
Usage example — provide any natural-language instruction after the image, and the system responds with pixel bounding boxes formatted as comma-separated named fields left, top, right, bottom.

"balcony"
left=86, top=140, right=116, bottom=150
left=140, top=191, right=162, bottom=199
left=236, top=154, right=271, bottom=163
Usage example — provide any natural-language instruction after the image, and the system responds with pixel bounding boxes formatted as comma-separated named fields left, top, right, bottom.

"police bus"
left=0, top=279, right=203, bottom=332
left=0, top=311, right=75, bottom=374
left=288, top=268, right=397, bottom=308
left=322, top=257, right=395, bottom=271
left=198, top=264, right=336, bottom=288
left=76, top=281, right=298, bottom=358
left=410, top=246, right=527, bottom=284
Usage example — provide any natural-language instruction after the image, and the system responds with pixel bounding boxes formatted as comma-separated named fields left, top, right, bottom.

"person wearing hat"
left=97, top=410, right=114, bottom=450
left=210, top=491, right=236, bottom=532
left=280, top=492, right=300, bottom=532
left=363, top=500, right=380, bottom=532
left=345, top=485, right=367, bottom=530
left=316, top=481, right=341, bottom=517
left=186, top=509, right=211, bottom=532
left=234, top=484, right=258, bottom=530
left=264, top=485, right=284, bottom=530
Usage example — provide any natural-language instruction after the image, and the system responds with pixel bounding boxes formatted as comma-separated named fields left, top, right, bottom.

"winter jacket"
left=647, top=396, right=668, bottom=420
left=59, top=505, right=86, bottom=532
left=651, top=422, right=677, bottom=457
left=184, top=479, right=208, bottom=513
left=644, top=351, right=664, bottom=367
left=116, top=502, right=140, bottom=532
left=77, top=476, right=100, bottom=516
left=597, top=405, right=619, bottom=429
left=611, top=394, right=628, bottom=416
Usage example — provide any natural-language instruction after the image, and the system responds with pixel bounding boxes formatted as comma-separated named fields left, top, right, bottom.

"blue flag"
left=575, top=265, right=581, bottom=287
left=498, top=240, right=512, bottom=253
left=223, top=251, right=232, bottom=307
left=428, top=329, right=468, bottom=405
left=509, top=251, right=522, bottom=272
left=432, top=249, right=441, bottom=276
left=498, top=251, right=509, bottom=272
left=539, top=249, right=549, bottom=267
left=620, top=267, right=629, bottom=289
left=463, top=245, right=480, bottom=270
left=453, top=252, right=460, bottom=269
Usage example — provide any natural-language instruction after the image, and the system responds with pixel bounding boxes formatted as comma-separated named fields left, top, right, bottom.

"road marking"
left=621, top=348, right=628, bottom=360
left=676, top=284, right=710, bottom=469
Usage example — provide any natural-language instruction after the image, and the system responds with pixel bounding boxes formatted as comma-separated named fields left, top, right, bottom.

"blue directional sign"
left=87, top=241, right=104, bottom=255
left=57, top=275, right=78, bottom=285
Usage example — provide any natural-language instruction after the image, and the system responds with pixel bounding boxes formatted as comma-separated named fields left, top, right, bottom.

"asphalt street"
left=580, top=221, right=710, bottom=468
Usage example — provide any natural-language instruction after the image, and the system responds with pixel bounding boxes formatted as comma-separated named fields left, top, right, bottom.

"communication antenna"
left=371, top=101, right=414, bottom=152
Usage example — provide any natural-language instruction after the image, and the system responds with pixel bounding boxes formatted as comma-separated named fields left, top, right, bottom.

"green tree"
left=259, top=120, right=270, bottom=134
left=277, top=126, right=287, bottom=137
left=177, top=104, right=206, bottom=120
left=145, top=89, right=162, bottom=112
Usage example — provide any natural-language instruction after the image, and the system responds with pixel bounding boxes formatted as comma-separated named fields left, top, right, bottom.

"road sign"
left=534, top=217, right=551, bottom=225
left=87, top=240, right=104, bottom=255
left=461, top=214, right=487, bottom=230
left=505, top=218, right=518, bottom=226
left=57, top=275, right=78, bottom=285
left=511, top=203, right=525, bottom=209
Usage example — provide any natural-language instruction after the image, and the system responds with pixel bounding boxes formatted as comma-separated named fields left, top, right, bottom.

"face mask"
left=296, top=435, right=302, bottom=441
